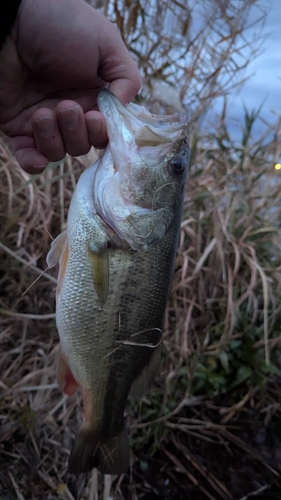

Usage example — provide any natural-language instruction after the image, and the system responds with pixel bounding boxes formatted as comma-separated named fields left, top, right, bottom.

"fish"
left=47, top=89, right=190, bottom=475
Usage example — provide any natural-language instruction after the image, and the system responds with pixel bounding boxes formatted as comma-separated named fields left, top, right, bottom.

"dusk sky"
left=227, top=0, right=281, bottom=129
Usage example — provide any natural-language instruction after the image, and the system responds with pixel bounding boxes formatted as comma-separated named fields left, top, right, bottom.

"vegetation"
left=1, top=0, right=281, bottom=499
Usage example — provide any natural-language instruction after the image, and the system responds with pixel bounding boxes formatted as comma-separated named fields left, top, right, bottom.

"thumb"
left=108, top=73, right=142, bottom=106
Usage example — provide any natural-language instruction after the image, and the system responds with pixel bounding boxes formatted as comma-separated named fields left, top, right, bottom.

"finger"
left=85, top=110, right=108, bottom=150
left=32, top=109, right=66, bottom=162
left=109, top=75, right=142, bottom=106
left=99, top=26, right=142, bottom=105
left=15, top=149, right=50, bottom=174
left=57, top=101, right=91, bottom=157
left=9, top=136, right=49, bottom=174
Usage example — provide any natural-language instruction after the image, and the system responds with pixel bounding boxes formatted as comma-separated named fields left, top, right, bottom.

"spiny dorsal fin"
left=88, top=243, right=109, bottom=307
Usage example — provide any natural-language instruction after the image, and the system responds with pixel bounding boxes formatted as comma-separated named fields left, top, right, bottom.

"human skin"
left=0, top=0, right=141, bottom=173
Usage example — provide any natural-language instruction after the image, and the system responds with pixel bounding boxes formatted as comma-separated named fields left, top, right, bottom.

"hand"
left=0, top=0, right=141, bottom=173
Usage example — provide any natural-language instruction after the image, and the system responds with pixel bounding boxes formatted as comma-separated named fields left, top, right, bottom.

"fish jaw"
left=94, top=90, right=190, bottom=251
left=97, top=89, right=188, bottom=184
left=97, top=89, right=188, bottom=151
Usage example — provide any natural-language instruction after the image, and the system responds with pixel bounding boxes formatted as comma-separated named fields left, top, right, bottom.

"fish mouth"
left=94, top=90, right=189, bottom=251
left=97, top=89, right=188, bottom=153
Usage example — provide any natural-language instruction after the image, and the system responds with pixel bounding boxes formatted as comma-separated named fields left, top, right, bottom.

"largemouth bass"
left=47, top=90, right=189, bottom=475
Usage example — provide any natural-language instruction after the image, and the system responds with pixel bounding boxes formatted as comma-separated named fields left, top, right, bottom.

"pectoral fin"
left=88, top=243, right=109, bottom=307
left=46, top=230, right=67, bottom=268
left=46, top=229, right=69, bottom=302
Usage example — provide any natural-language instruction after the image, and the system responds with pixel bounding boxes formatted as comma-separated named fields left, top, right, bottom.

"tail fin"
left=99, top=428, right=129, bottom=475
left=68, top=426, right=129, bottom=475
left=68, top=428, right=100, bottom=474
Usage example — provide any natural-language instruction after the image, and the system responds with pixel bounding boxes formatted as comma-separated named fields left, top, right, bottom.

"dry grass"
left=170, top=117, right=281, bottom=365
left=1, top=0, right=281, bottom=498
left=1, top=109, right=281, bottom=498
left=90, top=0, right=267, bottom=118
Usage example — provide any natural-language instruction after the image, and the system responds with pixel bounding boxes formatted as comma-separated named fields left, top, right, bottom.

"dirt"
left=1, top=396, right=281, bottom=499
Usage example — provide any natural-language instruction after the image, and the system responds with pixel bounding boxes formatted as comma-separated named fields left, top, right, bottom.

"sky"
left=226, top=0, right=281, bottom=130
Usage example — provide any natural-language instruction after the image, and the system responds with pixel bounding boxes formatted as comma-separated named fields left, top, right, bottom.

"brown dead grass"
left=1, top=1, right=281, bottom=498
left=170, top=133, right=281, bottom=363
left=1, top=109, right=281, bottom=498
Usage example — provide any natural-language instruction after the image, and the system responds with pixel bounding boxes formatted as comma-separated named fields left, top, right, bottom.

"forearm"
left=0, top=1, right=22, bottom=49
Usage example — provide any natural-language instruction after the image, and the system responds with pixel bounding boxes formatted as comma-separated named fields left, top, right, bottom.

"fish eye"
left=170, top=155, right=186, bottom=175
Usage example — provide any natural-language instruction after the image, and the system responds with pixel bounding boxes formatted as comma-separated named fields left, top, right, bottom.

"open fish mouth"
left=92, top=89, right=190, bottom=251
left=97, top=89, right=188, bottom=156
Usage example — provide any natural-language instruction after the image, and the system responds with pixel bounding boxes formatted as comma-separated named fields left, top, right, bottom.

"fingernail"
left=87, top=116, right=102, bottom=134
left=59, top=108, right=79, bottom=127
left=35, top=117, right=55, bottom=136
left=32, top=163, right=48, bottom=171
